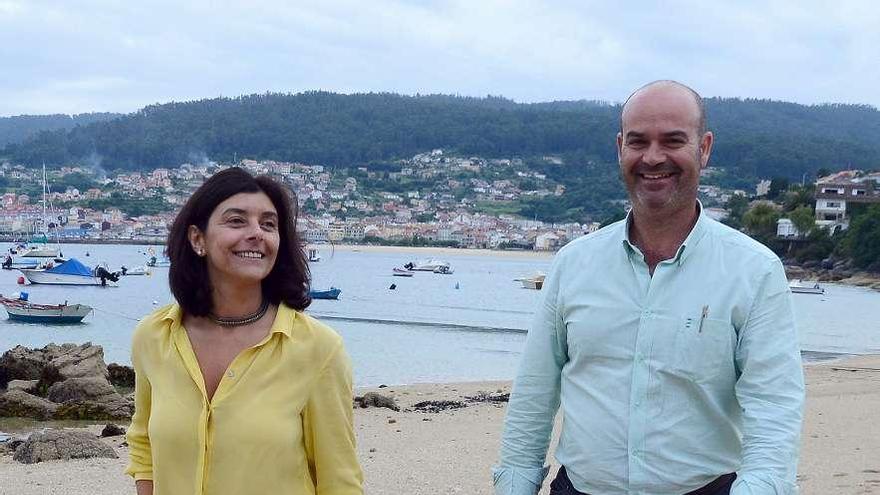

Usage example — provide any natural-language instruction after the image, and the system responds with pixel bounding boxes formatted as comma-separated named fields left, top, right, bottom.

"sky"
left=1, top=0, right=878, bottom=117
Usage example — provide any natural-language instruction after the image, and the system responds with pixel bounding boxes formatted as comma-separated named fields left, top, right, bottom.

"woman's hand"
left=135, top=480, right=153, bottom=495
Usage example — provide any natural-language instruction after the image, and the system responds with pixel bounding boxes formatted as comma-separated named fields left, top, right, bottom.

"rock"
left=412, top=400, right=467, bottom=413
left=107, top=363, right=135, bottom=388
left=784, top=265, right=809, bottom=280
left=7, top=380, right=38, bottom=393
left=465, top=391, right=510, bottom=403
left=13, top=429, right=117, bottom=464
left=101, top=423, right=126, bottom=437
left=47, top=342, right=108, bottom=381
left=47, top=377, right=119, bottom=403
left=53, top=397, right=134, bottom=420
left=0, top=346, right=47, bottom=388
left=354, top=392, right=400, bottom=411
left=0, top=390, right=58, bottom=420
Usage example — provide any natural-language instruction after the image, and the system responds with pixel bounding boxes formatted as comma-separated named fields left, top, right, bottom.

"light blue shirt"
left=494, top=207, right=805, bottom=495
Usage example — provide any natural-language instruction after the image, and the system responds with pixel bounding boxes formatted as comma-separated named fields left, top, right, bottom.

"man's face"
left=616, top=84, right=713, bottom=217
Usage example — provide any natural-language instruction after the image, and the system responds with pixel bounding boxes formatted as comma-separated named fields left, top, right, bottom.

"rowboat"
left=0, top=294, right=92, bottom=324
left=789, top=280, right=824, bottom=295
left=514, top=273, right=546, bottom=290
left=392, top=268, right=414, bottom=277
left=309, top=287, right=342, bottom=300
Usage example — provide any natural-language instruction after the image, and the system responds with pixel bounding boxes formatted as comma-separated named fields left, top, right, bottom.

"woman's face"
left=189, top=191, right=281, bottom=289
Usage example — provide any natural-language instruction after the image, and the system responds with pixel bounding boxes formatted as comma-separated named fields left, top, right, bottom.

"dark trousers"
left=549, top=466, right=737, bottom=495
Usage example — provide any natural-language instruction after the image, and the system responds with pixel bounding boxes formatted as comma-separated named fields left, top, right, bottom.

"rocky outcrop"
left=0, top=389, right=58, bottom=420
left=13, top=429, right=117, bottom=464
left=107, top=363, right=135, bottom=388
left=0, top=343, right=133, bottom=421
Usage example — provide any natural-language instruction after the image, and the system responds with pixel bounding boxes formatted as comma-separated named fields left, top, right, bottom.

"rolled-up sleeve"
left=125, top=330, right=154, bottom=481
left=732, top=259, right=805, bottom=495
left=494, top=257, right=568, bottom=495
left=303, top=341, right=364, bottom=495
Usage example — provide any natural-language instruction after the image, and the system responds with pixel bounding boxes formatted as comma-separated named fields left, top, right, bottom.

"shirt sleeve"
left=493, top=256, right=568, bottom=495
left=302, top=341, right=364, bottom=495
left=125, top=329, right=154, bottom=481
left=731, top=259, right=805, bottom=495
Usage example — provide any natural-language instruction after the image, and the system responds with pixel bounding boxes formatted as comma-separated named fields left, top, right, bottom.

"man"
left=493, top=81, right=804, bottom=495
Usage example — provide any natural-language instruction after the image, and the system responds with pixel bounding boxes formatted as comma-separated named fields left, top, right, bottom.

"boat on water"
left=514, top=273, right=546, bottom=290
left=392, top=267, right=414, bottom=277
left=2, top=256, right=38, bottom=270
left=307, top=248, right=321, bottom=262
left=0, top=294, right=92, bottom=324
left=433, top=265, right=454, bottom=275
left=309, top=287, right=341, bottom=300
left=120, top=265, right=151, bottom=276
left=20, top=165, right=62, bottom=258
left=18, top=258, right=120, bottom=286
left=146, top=256, right=171, bottom=268
left=404, top=259, right=451, bottom=272
left=789, top=280, right=825, bottom=295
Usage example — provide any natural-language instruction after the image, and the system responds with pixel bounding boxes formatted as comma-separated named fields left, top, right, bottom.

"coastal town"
left=0, top=150, right=879, bottom=252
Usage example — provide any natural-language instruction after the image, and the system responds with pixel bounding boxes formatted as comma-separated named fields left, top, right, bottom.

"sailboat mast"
left=42, top=163, right=47, bottom=233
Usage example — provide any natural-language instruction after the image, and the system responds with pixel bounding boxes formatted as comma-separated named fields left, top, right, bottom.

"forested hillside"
left=2, top=92, right=879, bottom=185
left=0, top=113, right=121, bottom=147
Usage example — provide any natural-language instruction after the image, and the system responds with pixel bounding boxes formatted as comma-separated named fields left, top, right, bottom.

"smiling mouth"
left=640, top=172, right=675, bottom=180
left=234, top=251, right=265, bottom=259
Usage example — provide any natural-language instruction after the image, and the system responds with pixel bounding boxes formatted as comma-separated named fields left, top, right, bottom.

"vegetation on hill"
left=0, top=113, right=121, bottom=147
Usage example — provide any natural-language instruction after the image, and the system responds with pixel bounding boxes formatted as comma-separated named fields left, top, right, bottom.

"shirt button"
left=227, top=370, right=235, bottom=378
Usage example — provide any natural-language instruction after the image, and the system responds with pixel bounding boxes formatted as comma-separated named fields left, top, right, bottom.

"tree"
left=767, top=177, right=789, bottom=199
left=742, top=203, right=781, bottom=241
left=723, top=195, right=750, bottom=229
left=788, top=205, right=816, bottom=237
left=845, top=204, right=880, bottom=271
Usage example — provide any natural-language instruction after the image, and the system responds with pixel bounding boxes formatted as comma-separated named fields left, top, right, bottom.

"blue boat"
left=1, top=294, right=92, bottom=324
left=309, top=287, right=341, bottom=300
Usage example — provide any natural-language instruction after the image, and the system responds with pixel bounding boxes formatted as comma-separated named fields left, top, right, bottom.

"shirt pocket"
left=672, top=316, right=735, bottom=383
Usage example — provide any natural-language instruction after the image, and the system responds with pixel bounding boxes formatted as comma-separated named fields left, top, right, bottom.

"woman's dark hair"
left=166, top=167, right=311, bottom=315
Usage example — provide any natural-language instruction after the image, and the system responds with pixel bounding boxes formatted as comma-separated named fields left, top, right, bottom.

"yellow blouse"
left=125, top=303, right=363, bottom=495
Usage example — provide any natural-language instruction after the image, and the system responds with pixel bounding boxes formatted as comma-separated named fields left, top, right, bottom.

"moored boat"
left=309, top=287, right=342, bottom=300
left=392, top=268, right=414, bottom=277
left=789, top=280, right=824, bottom=295
left=433, top=265, right=454, bottom=274
left=2, top=256, right=38, bottom=270
left=0, top=294, right=92, bottom=324
left=308, top=248, right=322, bottom=262
left=404, top=259, right=451, bottom=272
left=18, top=258, right=120, bottom=286
left=514, top=273, right=546, bottom=290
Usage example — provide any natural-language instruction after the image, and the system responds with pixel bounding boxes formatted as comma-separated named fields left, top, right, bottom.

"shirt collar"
left=163, top=301, right=297, bottom=339
left=620, top=200, right=709, bottom=267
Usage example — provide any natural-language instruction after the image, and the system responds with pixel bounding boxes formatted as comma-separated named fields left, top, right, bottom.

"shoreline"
left=2, top=354, right=879, bottom=494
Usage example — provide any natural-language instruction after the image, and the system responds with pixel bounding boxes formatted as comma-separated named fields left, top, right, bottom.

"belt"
left=551, top=467, right=737, bottom=495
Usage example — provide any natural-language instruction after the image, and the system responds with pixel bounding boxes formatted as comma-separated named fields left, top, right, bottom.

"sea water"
left=1, top=243, right=878, bottom=386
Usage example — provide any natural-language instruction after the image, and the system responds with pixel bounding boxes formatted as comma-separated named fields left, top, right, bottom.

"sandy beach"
left=2, top=355, right=879, bottom=495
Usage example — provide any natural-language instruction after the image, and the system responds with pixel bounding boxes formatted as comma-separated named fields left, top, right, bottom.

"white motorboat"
left=392, top=267, right=414, bottom=277
left=515, top=273, right=546, bottom=290
left=404, top=259, right=451, bottom=272
left=19, top=258, right=120, bottom=287
left=120, top=265, right=151, bottom=276
left=19, top=246, right=61, bottom=258
left=789, top=280, right=824, bottom=295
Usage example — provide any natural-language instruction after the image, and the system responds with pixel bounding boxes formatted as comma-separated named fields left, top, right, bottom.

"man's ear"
left=699, top=131, right=714, bottom=169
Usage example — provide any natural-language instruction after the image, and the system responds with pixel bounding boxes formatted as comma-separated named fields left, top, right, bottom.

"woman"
left=125, top=167, right=363, bottom=494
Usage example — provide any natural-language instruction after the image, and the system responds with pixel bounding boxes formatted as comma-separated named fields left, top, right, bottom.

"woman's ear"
left=188, top=225, right=205, bottom=256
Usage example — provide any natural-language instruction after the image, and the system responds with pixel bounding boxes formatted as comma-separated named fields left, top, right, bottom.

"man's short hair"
left=620, top=80, right=707, bottom=135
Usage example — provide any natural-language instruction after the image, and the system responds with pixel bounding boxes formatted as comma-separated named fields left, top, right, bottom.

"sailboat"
left=20, top=164, right=61, bottom=258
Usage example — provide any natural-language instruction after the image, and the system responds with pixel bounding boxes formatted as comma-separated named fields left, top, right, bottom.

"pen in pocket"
left=698, top=305, right=709, bottom=333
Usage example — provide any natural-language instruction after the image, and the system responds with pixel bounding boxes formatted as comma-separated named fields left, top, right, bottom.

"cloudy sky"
left=1, top=0, right=878, bottom=116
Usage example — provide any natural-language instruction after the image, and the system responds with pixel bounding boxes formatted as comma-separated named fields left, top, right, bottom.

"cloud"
left=0, top=0, right=877, bottom=116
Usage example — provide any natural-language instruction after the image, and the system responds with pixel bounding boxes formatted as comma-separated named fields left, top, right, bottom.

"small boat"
left=19, top=246, right=61, bottom=258
left=146, top=256, right=171, bottom=268
left=514, top=273, right=546, bottom=290
left=120, top=265, right=151, bottom=276
left=392, top=268, right=414, bottom=277
left=309, top=287, right=341, bottom=300
left=0, top=294, right=92, bottom=324
left=2, top=256, right=38, bottom=270
left=19, top=258, right=120, bottom=286
left=789, top=280, right=825, bottom=295
left=307, top=248, right=321, bottom=262
left=403, top=259, right=451, bottom=272
left=433, top=265, right=454, bottom=275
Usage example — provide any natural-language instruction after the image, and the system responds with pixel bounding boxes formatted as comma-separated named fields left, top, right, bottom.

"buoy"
left=389, top=284, right=397, bottom=290
left=17, top=276, right=25, bottom=285
left=455, top=282, right=460, bottom=289
left=152, top=300, right=159, bottom=305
